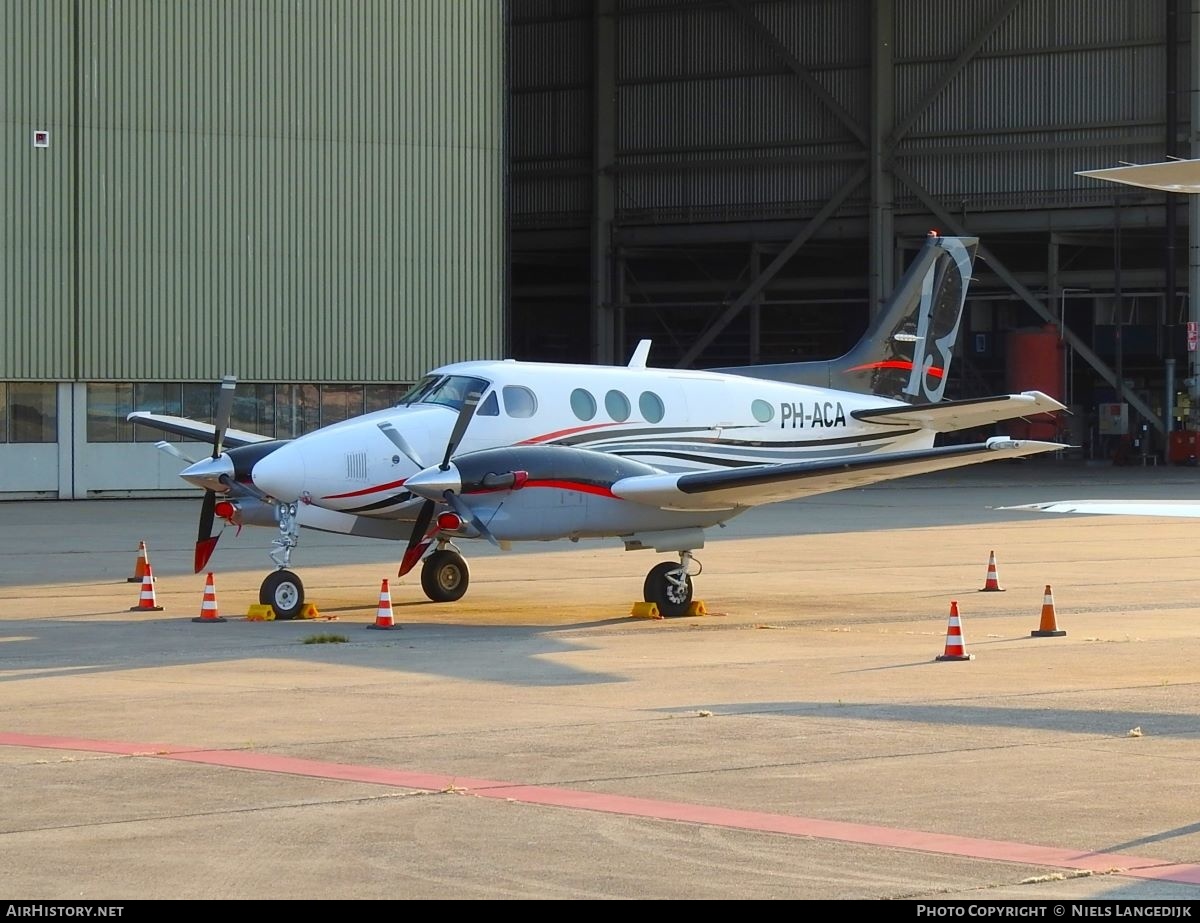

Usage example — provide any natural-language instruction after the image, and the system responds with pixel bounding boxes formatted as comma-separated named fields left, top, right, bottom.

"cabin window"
left=502, top=385, right=538, bottom=418
left=605, top=390, right=631, bottom=422
left=476, top=391, right=500, bottom=416
left=639, top=391, right=664, bottom=423
left=570, top=388, right=596, bottom=421
left=751, top=399, right=774, bottom=423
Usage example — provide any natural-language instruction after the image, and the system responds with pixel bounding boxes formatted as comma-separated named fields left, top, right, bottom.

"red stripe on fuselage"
left=516, top=423, right=621, bottom=445
left=845, top=359, right=944, bottom=379
left=467, top=479, right=616, bottom=499
left=322, top=477, right=408, bottom=500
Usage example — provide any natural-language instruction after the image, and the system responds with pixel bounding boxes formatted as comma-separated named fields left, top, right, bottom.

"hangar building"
left=1, top=0, right=1194, bottom=498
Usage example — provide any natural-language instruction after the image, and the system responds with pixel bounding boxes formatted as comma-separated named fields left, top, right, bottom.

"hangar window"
left=86, top=381, right=419, bottom=443
left=2, top=382, right=56, bottom=443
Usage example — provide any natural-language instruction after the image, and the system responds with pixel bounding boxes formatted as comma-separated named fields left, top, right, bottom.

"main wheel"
left=643, top=561, right=693, bottom=617
left=260, top=569, right=305, bottom=620
left=420, top=549, right=470, bottom=603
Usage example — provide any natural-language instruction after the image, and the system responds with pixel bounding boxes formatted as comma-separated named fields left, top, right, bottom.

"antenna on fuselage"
left=627, top=339, right=652, bottom=368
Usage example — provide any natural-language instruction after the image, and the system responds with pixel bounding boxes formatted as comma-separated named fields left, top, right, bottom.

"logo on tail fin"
left=841, top=235, right=976, bottom=403
left=706, top=233, right=978, bottom=404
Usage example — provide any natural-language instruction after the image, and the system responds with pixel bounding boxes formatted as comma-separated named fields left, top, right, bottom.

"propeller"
left=194, top=375, right=238, bottom=572
left=398, top=391, right=482, bottom=577
left=154, top=440, right=198, bottom=465
left=377, top=421, right=425, bottom=469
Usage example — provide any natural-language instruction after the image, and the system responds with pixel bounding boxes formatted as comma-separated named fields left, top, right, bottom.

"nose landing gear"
left=258, top=501, right=305, bottom=620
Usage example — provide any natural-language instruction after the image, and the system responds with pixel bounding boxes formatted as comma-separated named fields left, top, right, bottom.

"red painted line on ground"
left=5, top=730, right=1199, bottom=885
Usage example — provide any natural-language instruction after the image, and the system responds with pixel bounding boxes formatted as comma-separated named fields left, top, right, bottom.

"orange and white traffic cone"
left=129, top=563, right=164, bottom=612
left=127, top=541, right=152, bottom=583
left=367, top=578, right=397, bottom=630
left=935, top=600, right=974, bottom=661
left=192, top=572, right=227, bottom=623
left=978, top=550, right=1005, bottom=592
left=1031, top=584, right=1066, bottom=637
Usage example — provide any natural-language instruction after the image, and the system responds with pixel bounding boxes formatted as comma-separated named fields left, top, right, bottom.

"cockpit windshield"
left=398, top=375, right=491, bottom=412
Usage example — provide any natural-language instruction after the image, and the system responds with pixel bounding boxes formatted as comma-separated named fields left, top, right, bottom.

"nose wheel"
left=260, top=569, right=305, bottom=620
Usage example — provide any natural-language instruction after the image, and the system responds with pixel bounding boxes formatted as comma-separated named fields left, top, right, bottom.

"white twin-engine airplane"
left=130, top=232, right=1068, bottom=619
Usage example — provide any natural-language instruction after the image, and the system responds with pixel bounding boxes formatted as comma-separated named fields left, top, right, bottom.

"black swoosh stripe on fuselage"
left=341, top=491, right=418, bottom=515
left=553, top=428, right=920, bottom=452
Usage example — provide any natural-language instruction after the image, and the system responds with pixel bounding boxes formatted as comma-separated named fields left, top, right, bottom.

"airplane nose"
left=251, top=441, right=307, bottom=500
left=404, top=464, right=461, bottom=501
left=180, top=455, right=234, bottom=492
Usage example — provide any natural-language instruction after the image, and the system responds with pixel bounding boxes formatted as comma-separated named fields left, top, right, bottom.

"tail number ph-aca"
left=780, top=401, right=846, bottom=429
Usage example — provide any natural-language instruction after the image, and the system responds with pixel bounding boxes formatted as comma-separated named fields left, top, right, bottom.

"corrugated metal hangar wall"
left=509, top=0, right=1192, bottom=460
left=0, top=0, right=503, bottom=497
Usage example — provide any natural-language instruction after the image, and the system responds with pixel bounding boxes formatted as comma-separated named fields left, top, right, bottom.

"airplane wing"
left=852, top=391, right=1065, bottom=432
left=612, top=437, right=1066, bottom=511
left=126, top=412, right=274, bottom=447
left=998, top=499, right=1200, bottom=518
left=1077, top=159, right=1200, bottom=194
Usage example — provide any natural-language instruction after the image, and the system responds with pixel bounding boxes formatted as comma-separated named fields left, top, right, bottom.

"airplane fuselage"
left=247, top=358, right=933, bottom=521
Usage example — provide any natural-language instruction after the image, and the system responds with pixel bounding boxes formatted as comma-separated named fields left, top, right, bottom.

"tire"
left=260, top=569, right=305, bottom=620
left=420, top=550, right=470, bottom=603
left=643, top=561, right=693, bottom=617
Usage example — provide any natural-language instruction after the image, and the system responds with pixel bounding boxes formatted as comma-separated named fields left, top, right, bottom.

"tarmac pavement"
left=3, top=458, right=1200, bottom=900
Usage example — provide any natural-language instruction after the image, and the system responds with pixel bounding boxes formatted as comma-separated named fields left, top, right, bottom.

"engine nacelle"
left=214, top=497, right=279, bottom=528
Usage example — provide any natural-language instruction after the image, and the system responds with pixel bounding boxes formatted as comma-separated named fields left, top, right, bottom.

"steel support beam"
left=869, top=0, right=895, bottom=312
left=725, top=0, right=867, bottom=146
left=894, top=164, right=1165, bottom=436
left=675, top=165, right=869, bottom=367
left=590, top=0, right=617, bottom=364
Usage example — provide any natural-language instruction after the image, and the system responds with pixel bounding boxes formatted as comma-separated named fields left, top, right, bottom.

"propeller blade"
left=399, top=499, right=436, bottom=577
left=441, top=391, right=481, bottom=470
left=195, top=489, right=220, bottom=573
left=212, top=375, right=237, bottom=458
left=155, top=441, right=197, bottom=465
left=377, top=421, right=425, bottom=469
left=444, top=489, right=501, bottom=548
left=193, top=376, right=236, bottom=572
left=398, top=390, right=485, bottom=576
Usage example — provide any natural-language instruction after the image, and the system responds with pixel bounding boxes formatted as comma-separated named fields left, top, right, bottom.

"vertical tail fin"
left=711, top=233, right=979, bottom=404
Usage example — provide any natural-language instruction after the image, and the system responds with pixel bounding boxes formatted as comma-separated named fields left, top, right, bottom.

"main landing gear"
left=255, top=528, right=470, bottom=614
left=420, top=542, right=470, bottom=603
left=643, top=551, right=702, bottom=617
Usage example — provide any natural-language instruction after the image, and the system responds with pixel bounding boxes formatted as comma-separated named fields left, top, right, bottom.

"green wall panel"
left=0, top=0, right=75, bottom=379
left=3, top=0, right=504, bottom=383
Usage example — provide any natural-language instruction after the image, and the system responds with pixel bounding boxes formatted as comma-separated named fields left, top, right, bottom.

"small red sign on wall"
left=33, top=130, right=49, bottom=148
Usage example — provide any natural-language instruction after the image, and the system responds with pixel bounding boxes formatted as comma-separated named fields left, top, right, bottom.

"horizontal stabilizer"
left=998, top=499, right=1200, bottom=518
left=1078, top=159, right=1200, bottom=194
left=612, top=437, right=1067, bottom=511
left=852, top=391, right=1065, bottom=432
